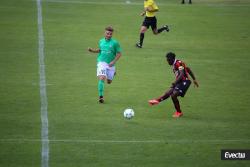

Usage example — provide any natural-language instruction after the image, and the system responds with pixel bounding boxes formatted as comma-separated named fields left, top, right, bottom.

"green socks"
left=98, top=80, right=104, bottom=97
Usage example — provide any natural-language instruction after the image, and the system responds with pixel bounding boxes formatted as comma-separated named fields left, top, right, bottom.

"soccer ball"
left=123, top=108, right=135, bottom=119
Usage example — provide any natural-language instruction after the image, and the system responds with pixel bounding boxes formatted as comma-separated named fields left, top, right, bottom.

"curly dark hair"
left=166, top=52, right=176, bottom=60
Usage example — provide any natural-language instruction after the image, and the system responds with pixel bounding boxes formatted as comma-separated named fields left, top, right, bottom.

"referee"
left=136, top=0, right=169, bottom=48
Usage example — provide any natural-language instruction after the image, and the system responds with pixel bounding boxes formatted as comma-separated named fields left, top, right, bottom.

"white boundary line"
left=37, top=0, right=49, bottom=167
left=46, top=0, right=141, bottom=6
left=1, top=138, right=250, bottom=144
left=46, top=0, right=250, bottom=7
left=33, top=1, right=249, bottom=165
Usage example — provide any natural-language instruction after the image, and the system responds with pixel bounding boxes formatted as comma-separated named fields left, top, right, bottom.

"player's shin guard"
left=98, top=80, right=104, bottom=97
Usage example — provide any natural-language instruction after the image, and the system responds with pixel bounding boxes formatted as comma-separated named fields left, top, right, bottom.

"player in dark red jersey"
left=148, top=52, right=199, bottom=118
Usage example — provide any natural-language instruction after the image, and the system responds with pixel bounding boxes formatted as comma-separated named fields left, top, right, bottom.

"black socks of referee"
left=139, top=26, right=168, bottom=46
left=157, top=27, right=166, bottom=33
left=139, top=33, right=144, bottom=46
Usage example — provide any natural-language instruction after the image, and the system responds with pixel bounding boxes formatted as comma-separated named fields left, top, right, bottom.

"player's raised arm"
left=140, top=10, right=146, bottom=16
left=87, top=47, right=100, bottom=53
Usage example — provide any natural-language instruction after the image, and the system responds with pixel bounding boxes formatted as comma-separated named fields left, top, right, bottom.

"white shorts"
left=97, top=62, right=116, bottom=80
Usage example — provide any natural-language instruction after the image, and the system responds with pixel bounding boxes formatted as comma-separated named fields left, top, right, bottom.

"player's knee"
left=153, top=30, right=158, bottom=35
left=140, top=27, right=147, bottom=33
left=171, top=92, right=178, bottom=99
left=98, top=75, right=106, bottom=80
left=153, top=28, right=158, bottom=35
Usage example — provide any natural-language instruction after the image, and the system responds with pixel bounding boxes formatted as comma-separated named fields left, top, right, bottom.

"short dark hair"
left=105, top=26, right=114, bottom=32
left=166, top=52, right=176, bottom=60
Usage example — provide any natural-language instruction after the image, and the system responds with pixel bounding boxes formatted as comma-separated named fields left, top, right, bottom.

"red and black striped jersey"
left=172, top=59, right=190, bottom=81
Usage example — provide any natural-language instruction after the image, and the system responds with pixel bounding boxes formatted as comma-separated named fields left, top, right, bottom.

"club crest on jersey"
left=178, top=66, right=184, bottom=70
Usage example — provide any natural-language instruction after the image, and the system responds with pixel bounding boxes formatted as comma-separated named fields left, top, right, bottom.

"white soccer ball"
left=123, top=108, right=135, bottom=119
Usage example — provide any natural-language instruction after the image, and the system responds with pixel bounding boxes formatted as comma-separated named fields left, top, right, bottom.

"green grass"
left=1, top=0, right=250, bottom=166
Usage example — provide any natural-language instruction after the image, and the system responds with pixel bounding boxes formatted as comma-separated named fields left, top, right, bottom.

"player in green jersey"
left=88, top=26, right=122, bottom=103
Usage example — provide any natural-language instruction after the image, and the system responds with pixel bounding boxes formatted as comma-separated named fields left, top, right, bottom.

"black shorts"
left=174, top=80, right=191, bottom=97
left=142, top=16, right=157, bottom=30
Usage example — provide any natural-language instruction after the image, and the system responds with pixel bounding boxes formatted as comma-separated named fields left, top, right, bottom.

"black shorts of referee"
left=142, top=16, right=157, bottom=30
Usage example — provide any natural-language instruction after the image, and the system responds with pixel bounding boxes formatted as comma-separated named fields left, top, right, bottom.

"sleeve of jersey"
left=115, top=41, right=122, bottom=53
left=152, top=2, right=159, bottom=10
left=154, top=5, right=159, bottom=10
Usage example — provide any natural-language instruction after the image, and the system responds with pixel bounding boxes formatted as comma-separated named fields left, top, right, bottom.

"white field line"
left=46, top=0, right=141, bottom=6
left=1, top=138, right=250, bottom=144
left=46, top=0, right=250, bottom=7
left=37, top=0, right=49, bottom=167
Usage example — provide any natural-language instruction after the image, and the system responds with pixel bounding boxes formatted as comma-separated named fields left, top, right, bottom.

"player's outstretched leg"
left=148, top=99, right=160, bottom=106
left=149, top=88, right=174, bottom=106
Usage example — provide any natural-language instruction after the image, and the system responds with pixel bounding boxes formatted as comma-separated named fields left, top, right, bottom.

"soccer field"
left=0, top=0, right=250, bottom=166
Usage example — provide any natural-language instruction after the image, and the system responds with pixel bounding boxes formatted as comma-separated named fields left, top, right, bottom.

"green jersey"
left=97, top=38, right=122, bottom=64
